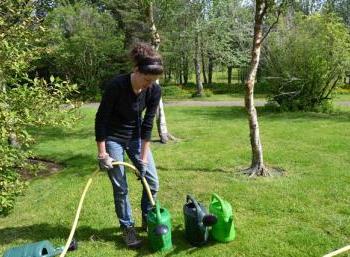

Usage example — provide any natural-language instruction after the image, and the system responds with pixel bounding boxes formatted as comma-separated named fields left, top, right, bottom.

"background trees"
left=43, top=3, right=124, bottom=99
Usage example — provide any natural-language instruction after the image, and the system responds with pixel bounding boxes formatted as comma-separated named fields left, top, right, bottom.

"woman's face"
left=136, top=72, right=160, bottom=89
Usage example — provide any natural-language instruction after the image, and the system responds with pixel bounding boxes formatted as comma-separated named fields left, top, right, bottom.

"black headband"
left=139, top=57, right=162, bottom=67
left=138, top=58, right=163, bottom=75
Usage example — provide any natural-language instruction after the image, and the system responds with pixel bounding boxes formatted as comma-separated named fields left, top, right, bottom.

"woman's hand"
left=98, top=153, right=114, bottom=170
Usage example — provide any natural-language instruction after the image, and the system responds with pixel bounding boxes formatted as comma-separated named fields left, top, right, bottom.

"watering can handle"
left=211, top=193, right=228, bottom=218
left=186, top=195, right=204, bottom=223
left=156, top=200, right=162, bottom=222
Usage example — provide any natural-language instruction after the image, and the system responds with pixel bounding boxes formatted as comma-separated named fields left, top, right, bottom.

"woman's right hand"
left=98, top=153, right=114, bottom=170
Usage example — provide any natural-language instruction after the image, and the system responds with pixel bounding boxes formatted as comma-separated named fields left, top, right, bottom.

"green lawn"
left=164, top=92, right=350, bottom=103
left=186, top=70, right=240, bottom=84
left=1, top=106, right=350, bottom=257
left=335, top=93, right=350, bottom=101
left=163, top=93, right=266, bottom=102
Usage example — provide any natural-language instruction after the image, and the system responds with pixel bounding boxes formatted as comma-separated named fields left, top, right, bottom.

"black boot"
left=122, top=227, right=142, bottom=248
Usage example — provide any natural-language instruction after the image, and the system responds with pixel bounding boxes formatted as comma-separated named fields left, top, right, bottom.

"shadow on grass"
left=157, top=165, right=230, bottom=173
left=258, top=107, right=350, bottom=122
left=30, top=126, right=94, bottom=142
left=27, top=154, right=99, bottom=180
left=0, top=223, right=117, bottom=246
left=174, top=107, right=246, bottom=121
left=134, top=225, right=217, bottom=257
left=29, top=107, right=350, bottom=156
left=0, top=223, right=215, bottom=256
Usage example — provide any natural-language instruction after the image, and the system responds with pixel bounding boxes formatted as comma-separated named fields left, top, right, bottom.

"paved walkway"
left=85, top=100, right=350, bottom=108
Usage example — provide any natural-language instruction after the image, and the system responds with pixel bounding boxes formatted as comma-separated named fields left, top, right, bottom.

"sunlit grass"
left=1, top=106, right=349, bottom=257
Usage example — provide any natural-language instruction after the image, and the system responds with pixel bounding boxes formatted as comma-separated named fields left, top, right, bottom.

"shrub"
left=183, top=82, right=245, bottom=94
left=0, top=77, right=79, bottom=216
left=0, top=1, right=80, bottom=215
left=162, top=85, right=190, bottom=98
left=43, top=3, right=124, bottom=100
left=262, top=13, right=350, bottom=111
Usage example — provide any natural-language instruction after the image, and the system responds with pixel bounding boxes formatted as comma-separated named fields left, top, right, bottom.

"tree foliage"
left=0, top=0, right=44, bottom=88
left=43, top=3, right=124, bottom=98
left=0, top=0, right=80, bottom=216
left=263, top=13, right=350, bottom=111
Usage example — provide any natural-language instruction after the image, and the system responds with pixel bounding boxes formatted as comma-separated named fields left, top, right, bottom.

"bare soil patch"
left=20, top=158, right=63, bottom=180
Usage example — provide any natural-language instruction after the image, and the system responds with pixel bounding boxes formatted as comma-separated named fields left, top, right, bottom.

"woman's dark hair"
left=130, top=42, right=164, bottom=75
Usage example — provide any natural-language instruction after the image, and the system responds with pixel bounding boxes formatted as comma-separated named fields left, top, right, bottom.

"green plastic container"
left=147, top=201, right=172, bottom=252
left=183, top=195, right=210, bottom=246
left=209, top=193, right=236, bottom=242
left=3, top=240, right=63, bottom=257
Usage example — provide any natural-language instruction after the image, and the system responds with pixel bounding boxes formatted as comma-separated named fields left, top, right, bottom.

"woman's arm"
left=140, top=140, right=150, bottom=163
left=96, top=141, right=107, bottom=158
left=95, top=79, right=118, bottom=155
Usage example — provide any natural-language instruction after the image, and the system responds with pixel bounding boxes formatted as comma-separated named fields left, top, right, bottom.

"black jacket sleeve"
left=95, top=81, right=119, bottom=141
left=141, top=85, right=161, bottom=141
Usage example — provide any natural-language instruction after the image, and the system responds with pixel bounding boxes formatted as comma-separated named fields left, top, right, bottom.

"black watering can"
left=183, top=195, right=217, bottom=246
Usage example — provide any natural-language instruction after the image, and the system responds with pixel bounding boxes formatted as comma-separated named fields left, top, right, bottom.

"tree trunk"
left=208, top=55, right=213, bottom=85
left=168, top=68, right=172, bottom=80
left=8, top=133, right=20, bottom=148
left=243, top=0, right=269, bottom=176
left=201, top=44, right=207, bottom=84
left=183, top=54, right=189, bottom=85
left=156, top=98, right=170, bottom=142
left=147, top=1, right=175, bottom=143
left=194, top=30, right=203, bottom=96
left=179, top=66, right=183, bottom=85
left=227, top=66, right=233, bottom=85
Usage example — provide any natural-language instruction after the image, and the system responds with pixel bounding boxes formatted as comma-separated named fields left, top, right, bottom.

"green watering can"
left=183, top=195, right=217, bottom=246
left=147, top=201, right=172, bottom=252
left=3, top=240, right=63, bottom=257
left=209, top=193, right=236, bottom=242
left=3, top=239, right=77, bottom=257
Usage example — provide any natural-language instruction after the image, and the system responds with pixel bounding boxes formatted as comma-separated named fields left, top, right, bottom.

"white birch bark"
left=194, top=29, right=203, bottom=96
left=244, top=0, right=268, bottom=176
left=148, top=1, right=174, bottom=143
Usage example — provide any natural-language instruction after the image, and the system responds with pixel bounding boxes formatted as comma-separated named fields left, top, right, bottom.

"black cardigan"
left=95, top=74, right=161, bottom=142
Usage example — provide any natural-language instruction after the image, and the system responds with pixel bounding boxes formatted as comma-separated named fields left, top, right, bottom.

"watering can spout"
left=202, top=214, right=217, bottom=227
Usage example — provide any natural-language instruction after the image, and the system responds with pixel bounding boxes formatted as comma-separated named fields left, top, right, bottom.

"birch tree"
left=145, top=0, right=176, bottom=143
left=244, top=0, right=285, bottom=176
left=189, top=0, right=206, bottom=96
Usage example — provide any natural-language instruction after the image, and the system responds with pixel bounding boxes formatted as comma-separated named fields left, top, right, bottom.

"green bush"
left=255, top=79, right=275, bottom=94
left=43, top=3, right=124, bottom=100
left=262, top=13, right=350, bottom=111
left=204, top=89, right=213, bottom=97
left=0, top=77, right=79, bottom=216
left=0, top=0, right=44, bottom=89
left=182, top=82, right=245, bottom=94
left=0, top=0, right=80, bottom=216
left=162, top=85, right=190, bottom=98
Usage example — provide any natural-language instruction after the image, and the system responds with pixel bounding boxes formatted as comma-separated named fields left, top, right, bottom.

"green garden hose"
left=59, top=161, right=154, bottom=257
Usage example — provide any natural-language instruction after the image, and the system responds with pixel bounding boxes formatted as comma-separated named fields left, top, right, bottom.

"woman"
left=95, top=42, right=163, bottom=248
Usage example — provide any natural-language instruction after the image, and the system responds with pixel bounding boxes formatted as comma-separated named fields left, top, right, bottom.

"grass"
left=163, top=92, right=350, bottom=103
left=182, top=70, right=240, bottom=85
left=1, top=105, right=350, bottom=257
left=335, top=93, right=350, bottom=101
left=164, top=93, right=267, bottom=102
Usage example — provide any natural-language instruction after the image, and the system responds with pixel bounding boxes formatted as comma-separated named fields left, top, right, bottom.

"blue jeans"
left=105, top=137, right=159, bottom=229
